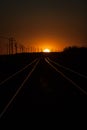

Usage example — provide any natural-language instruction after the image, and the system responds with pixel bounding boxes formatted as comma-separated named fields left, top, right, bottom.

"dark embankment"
left=47, top=47, right=87, bottom=75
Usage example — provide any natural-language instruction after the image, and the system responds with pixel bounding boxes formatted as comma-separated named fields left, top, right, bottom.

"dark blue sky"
left=0, top=0, right=87, bottom=50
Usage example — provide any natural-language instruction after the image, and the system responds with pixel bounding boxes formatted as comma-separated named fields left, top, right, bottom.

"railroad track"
left=45, top=57, right=87, bottom=95
left=0, top=58, right=40, bottom=119
left=0, top=56, right=87, bottom=119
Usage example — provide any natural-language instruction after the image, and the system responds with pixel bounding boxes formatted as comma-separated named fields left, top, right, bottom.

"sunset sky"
left=0, top=0, right=87, bottom=51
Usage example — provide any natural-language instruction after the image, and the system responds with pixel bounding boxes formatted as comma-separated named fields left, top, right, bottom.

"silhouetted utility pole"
left=0, top=36, right=20, bottom=55
left=7, top=42, right=9, bottom=55
left=19, top=44, right=23, bottom=53
left=15, top=42, right=17, bottom=54
left=9, top=37, right=14, bottom=55
left=0, top=35, right=27, bottom=55
left=20, top=45, right=22, bottom=53
left=32, top=47, right=35, bottom=52
left=40, top=48, right=43, bottom=52
left=21, top=45, right=24, bottom=53
left=0, top=36, right=9, bottom=55
left=25, top=47, right=27, bottom=53
left=30, top=47, right=32, bottom=52
left=27, top=48, right=29, bottom=53
left=37, top=48, right=39, bottom=52
left=34, top=48, right=36, bottom=52
left=9, top=38, right=10, bottom=54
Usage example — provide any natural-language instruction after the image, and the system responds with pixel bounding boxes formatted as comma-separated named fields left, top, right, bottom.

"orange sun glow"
left=43, top=48, right=51, bottom=53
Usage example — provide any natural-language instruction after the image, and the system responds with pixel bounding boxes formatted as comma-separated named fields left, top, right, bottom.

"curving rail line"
left=0, top=58, right=38, bottom=86
left=45, top=58, right=87, bottom=95
left=47, top=57, right=87, bottom=79
left=0, top=58, right=40, bottom=119
left=0, top=56, right=87, bottom=119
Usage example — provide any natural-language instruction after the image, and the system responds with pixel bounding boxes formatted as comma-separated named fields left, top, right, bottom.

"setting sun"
left=43, top=48, right=51, bottom=53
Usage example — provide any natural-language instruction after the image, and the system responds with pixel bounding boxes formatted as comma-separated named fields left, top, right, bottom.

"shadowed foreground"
left=0, top=47, right=87, bottom=119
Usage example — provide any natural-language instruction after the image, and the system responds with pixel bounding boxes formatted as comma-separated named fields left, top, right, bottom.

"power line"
left=0, top=36, right=26, bottom=55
